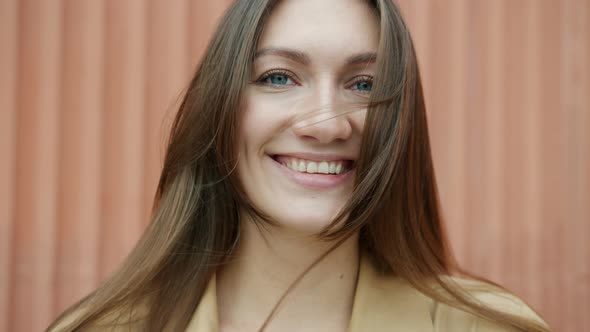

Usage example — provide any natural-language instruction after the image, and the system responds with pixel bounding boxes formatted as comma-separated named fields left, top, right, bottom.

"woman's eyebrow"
left=346, top=52, right=377, bottom=66
left=254, top=47, right=377, bottom=66
left=254, top=47, right=311, bottom=65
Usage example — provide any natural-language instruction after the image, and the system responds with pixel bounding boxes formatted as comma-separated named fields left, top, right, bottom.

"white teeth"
left=282, top=157, right=349, bottom=175
left=318, top=162, right=329, bottom=174
left=298, top=160, right=306, bottom=172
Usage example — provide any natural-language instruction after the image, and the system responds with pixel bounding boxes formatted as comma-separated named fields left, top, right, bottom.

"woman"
left=48, top=0, right=550, bottom=331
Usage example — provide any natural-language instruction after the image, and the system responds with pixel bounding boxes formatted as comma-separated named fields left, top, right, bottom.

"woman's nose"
left=291, top=90, right=353, bottom=144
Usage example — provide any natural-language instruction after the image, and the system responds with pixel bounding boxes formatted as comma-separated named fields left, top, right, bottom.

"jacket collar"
left=186, top=254, right=434, bottom=331
left=348, top=255, right=434, bottom=331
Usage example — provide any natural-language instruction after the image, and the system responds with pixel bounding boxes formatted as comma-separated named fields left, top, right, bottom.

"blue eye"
left=352, top=80, right=373, bottom=93
left=261, top=72, right=295, bottom=86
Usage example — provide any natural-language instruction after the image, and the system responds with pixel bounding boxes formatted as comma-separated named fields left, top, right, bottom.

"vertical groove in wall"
left=76, top=0, right=104, bottom=311
left=562, top=0, right=590, bottom=329
left=54, top=0, right=104, bottom=316
left=99, top=0, right=147, bottom=282
left=463, top=0, right=486, bottom=273
left=0, top=1, right=18, bottom=330
left=447, top=0, right=468, bottom=264
left=12, top=0, right=64, bottom=330
left=482, top=0, right=506, bottom=281
left=522, top=0, right=543, bottom=306
left=144, top=0, right=189, bottom=221
left=426, top=0, right=451, bottom=245
left=540, top=1, right=566, bottom=328
left=580, top=1, right=590, bottom=327
left=32, top=0, right=63, bottom=329
left=561, top=2, right=575, bottom=328
left=502, top=0, right=528, bottom=294
left=0, top=1, right=587, bottom=330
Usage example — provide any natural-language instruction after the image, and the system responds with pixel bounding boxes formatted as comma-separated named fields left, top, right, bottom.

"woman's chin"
left=267, top=212, right=346, bottom=236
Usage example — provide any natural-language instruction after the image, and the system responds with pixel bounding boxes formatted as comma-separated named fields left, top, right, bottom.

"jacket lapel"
left=348, top=254, right=434, bottom=332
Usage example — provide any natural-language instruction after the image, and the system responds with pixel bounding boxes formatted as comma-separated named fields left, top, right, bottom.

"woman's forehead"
left=257, top=0, right=379, bottom=65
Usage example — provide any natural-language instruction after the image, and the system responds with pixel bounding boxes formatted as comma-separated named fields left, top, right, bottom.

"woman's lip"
left=270, top=152, right=356, bottom=162
left=269, top=155, right=355, bottom=189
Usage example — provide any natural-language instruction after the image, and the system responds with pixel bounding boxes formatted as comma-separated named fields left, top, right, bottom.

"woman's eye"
left=259, top=72, right=295, bottom=86
left=350, top=79, right=373, bottom=93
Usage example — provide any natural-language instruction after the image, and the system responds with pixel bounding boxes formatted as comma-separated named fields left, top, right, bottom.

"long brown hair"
left=48, top=0, right=549, bottom=331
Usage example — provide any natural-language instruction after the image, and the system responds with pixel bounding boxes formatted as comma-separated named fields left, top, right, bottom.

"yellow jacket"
left=187, top=254, right=548, bottom=332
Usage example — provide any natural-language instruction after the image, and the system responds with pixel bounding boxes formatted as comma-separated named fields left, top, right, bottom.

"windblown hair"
left=48, top=0, right=549, bottom=331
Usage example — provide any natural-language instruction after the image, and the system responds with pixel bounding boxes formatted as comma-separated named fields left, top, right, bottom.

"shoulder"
left=431, top=277, right=549, bottom=332
left=353, top=255, right=549, bottom=332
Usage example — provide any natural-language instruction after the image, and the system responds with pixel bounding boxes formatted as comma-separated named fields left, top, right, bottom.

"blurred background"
left=0, top=0, right=588, bottom=331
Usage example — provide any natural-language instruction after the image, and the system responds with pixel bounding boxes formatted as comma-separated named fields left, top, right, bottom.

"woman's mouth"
left=273, top=155, right=354, bottom=175
left=270, top=155, right=356, bottom=189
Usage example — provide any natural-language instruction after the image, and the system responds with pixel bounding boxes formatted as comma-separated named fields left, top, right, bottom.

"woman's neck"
left=216, top=219, right=360, bottom=332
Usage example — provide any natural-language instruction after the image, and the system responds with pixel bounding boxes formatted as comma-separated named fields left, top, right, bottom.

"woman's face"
left=238, top=0, right=379, bottom=233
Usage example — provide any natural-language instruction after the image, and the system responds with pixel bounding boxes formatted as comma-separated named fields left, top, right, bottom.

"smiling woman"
left=47, top=0, right=549, bottom=332
left=237, top=0, right=377, bottom=236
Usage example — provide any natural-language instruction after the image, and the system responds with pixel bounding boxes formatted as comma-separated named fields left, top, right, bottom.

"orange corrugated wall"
left=0, top=0, right=588, bottom=331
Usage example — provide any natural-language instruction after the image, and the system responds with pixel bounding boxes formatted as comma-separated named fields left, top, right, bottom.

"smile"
left=273, top=155, right=354, bottom=175
left=269, top=154, right=356, bottom=189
